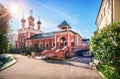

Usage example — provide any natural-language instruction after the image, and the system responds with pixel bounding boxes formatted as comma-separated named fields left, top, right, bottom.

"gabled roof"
left=28, top=32, right=54, bottom=40
left=57, top=20, right=71, bottom=28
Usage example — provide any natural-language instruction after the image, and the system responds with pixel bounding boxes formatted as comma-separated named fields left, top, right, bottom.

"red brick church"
left=16, top=11, right=89, bottom=59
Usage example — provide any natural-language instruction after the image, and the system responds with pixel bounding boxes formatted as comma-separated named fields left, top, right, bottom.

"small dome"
left=37, top=20, right=41, bottom=24
left=21, top=17, right=26, bottom=22
left=28, top=16, right=34, bottom=21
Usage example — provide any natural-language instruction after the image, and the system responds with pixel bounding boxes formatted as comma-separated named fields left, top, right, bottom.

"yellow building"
left=96, top=0, right=120, bottom=31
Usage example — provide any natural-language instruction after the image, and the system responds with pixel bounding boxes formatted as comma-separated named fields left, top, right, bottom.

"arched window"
left=46, top=43, right=48, bottom=47
left=46, top=41, right=49, bottom=48
left=52, top=42, right=55, bottom=47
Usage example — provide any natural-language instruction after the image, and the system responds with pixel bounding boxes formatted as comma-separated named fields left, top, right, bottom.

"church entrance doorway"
left=59, top=37, right=67, bottom=48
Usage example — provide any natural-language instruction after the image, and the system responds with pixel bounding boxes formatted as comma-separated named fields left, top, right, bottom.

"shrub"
left=0, top=55, right=14, bottom=67
left=32, top=43, right=43, bottom=52
left=23, top=46, right=32, bottom=55
left=21, top=43, right=43, bottom=56
left=90, top=22, right=120, bottom=79
left=0, top=4, right=11, bottom=54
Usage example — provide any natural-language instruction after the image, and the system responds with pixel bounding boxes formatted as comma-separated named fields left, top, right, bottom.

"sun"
left=10, top=4, right=18, bottom=14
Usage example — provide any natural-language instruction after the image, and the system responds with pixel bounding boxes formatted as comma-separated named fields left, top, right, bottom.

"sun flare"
left=10, top=4, right=18, bottom=14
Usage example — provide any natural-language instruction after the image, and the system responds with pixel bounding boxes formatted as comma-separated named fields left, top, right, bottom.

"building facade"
left=8, top=33, right=18, bottom=48
left=16, top=11, right=42, bottom=48
left=96, top=0, right=120, bottom=32
left=16, top=11, right=88, bottom=59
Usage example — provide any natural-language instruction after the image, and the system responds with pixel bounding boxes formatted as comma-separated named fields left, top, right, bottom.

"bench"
left=89, top=58, right=99, bottom=70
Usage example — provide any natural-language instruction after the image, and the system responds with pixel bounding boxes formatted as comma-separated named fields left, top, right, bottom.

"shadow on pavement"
left=66, top=56, right=93, bottom=64
left=43, top=58, right=91, bottom=70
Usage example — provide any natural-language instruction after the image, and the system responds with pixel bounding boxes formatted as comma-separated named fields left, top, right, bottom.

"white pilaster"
left=68, top=32, right=70, bottom=46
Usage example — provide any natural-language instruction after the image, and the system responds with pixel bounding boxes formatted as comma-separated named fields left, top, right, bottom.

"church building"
left=16, top=11, right=88, bottom=59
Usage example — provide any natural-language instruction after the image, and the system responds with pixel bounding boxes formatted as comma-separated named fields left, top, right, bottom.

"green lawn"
left=0, top=54, right=17, bottom=70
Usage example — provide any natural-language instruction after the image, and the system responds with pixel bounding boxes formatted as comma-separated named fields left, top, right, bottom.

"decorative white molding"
left=55, top=35, right=56, bottom=46
left=68, top=32, right=70, bottom=46
left=18, top=27, right=42, bottom=34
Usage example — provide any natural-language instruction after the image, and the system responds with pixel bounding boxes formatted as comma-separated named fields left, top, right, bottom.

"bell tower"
left=21, top=15, right=26, bottom=29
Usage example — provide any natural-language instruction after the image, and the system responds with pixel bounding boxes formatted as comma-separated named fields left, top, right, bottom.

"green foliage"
left=21, top=44, right=43, bottom=56
left=0, top=4, right=11, bottom=54
left=32, top=43, right=43, bottom=52
left=0, top=55, right=16, bottom=70
left=0, top=33, right=12, bottom=54
left=90, top=22, right=120, bottom=79
left=0, top=33, right=9, bottom=54
left=0, top=55, right=14, bottom=67
left=7, top=43, right=12, bottom=53
left=0, top=4, right=11, bottom=34
left=4, top=56, right=14, bottom=63
left=22, top=46, right=32, bottom=55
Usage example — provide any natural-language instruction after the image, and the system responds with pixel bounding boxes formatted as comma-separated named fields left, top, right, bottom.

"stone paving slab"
left=0, top=54, right=101, bottom=79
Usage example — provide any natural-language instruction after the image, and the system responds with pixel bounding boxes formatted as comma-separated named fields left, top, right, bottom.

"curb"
left=98, top=71, right=107, bottom=79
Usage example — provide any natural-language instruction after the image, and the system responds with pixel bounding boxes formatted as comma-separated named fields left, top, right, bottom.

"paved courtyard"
left=0, top=54, right=101, bottom=79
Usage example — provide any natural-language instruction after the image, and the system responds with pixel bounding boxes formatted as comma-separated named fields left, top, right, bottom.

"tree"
left=0, top=4, right=11, bottom=54
left=90, top=22, right=120, bottom=79
left=0, top=32, right=9, bottom=53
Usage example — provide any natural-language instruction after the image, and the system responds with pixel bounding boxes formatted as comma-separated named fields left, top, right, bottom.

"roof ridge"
left=57, top=20, right=71, bottom=28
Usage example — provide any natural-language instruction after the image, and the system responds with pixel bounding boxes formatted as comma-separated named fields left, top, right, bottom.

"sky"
left=0, top=0, right=101, bottom=38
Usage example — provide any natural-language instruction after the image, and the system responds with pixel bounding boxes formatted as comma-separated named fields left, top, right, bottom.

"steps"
left=42, top=46, right=69, bottom=60
left=42, top=46, right=58, bottom=58
left=54, top=46, right=69, bottom=59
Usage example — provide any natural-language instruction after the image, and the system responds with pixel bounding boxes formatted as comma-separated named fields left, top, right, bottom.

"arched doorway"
left=59, top=37, right=67, bottom=48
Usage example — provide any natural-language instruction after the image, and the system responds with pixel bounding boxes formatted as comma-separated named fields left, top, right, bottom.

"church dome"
left=28, top=16, right=34, bottom=21
left=21, top=17, right=26, bottom=22
left=37, top=20, right=41, bottom=24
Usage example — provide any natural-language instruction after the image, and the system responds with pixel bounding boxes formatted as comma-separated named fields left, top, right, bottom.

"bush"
left=21, top=44, right=43, bottom=56
left=0, top=55, right=14, bottom=67
left=22, top=46, right=32, bottom=55
left=31, top=43, right=43, bottom=52
left=90, top=22, right=120, bottom=79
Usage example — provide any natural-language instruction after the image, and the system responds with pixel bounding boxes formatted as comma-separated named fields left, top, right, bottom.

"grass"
left=0, top=54, right=17, bottom=70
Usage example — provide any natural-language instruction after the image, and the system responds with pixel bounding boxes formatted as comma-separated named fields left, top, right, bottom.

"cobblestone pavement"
left=0, top=54, right=101, bottom=79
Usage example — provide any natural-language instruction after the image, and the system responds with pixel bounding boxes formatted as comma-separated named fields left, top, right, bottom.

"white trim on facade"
left=68, top=32, right=70, bottom=46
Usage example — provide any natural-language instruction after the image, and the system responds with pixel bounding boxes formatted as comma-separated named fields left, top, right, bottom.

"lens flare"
left=10, top=5, right=18, bottom=14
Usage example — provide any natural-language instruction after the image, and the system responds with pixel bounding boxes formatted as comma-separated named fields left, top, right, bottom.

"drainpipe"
left=111, top=0, right=114, bottom=23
